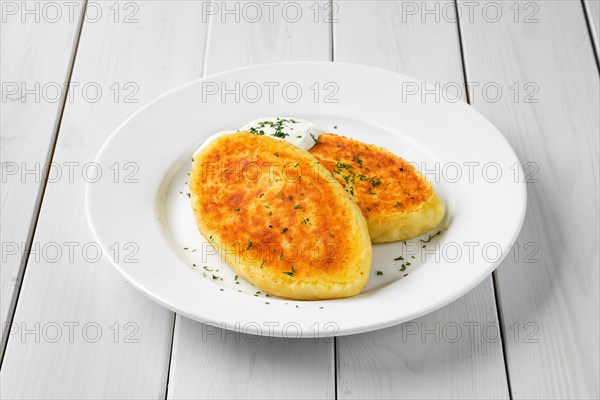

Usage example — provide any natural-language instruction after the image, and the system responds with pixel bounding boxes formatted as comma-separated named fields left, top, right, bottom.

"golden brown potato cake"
left=309, top=133, right=445, bottom=243
left=190, top=132, right=372, bottom=300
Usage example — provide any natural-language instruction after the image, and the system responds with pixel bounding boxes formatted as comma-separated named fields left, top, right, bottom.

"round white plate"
left=86, top=62, right=526, bottom=338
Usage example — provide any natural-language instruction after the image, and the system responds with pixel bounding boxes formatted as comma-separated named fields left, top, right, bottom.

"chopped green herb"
left=420, top=230, right=442, bottom=243
left=283, top=266, right=296, bottom=277
left=369, top=176, right=382, bottom=188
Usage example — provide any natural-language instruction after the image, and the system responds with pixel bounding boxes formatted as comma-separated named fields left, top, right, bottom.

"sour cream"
left=194, top=117, right=326, bottom=156
left=239, top=117, right=326, bottom=151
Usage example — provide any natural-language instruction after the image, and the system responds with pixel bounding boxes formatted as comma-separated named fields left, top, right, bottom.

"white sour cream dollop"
left=194, top=117, right=326, bottom=156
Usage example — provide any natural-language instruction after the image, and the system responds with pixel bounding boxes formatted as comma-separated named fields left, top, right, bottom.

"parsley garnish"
left=420, top=230, right=442, bottom=243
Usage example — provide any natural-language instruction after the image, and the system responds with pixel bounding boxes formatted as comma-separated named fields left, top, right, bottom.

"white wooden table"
left=1, top=1, right=598, bottom=398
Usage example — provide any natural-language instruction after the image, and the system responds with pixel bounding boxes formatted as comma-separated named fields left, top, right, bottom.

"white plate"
left=86, top=62, right=526, bottom=338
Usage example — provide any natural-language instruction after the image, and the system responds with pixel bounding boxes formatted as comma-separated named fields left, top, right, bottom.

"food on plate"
left=189, top=132, right=372, bottom=300
left=309, top=133, right=445, bottom=243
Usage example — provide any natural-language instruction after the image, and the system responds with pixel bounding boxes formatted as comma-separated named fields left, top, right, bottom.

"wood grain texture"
left=584, top=0, right=600, bottom=60
left=166, top=2, right=334, bottom=399
left=458, top=0, right=600, bottom=398
left=333, top=1, right=509, bottom=398
left=203, top=0, right=332, bottom=73
left=0, top=2, right=208, bottom=398
left=168, top=316, right=335, bottom=399
left=0, top=0, right=84, bottom=356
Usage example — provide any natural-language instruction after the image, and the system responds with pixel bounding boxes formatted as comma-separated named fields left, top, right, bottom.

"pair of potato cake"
left=190, top=132, right=444, bottom=300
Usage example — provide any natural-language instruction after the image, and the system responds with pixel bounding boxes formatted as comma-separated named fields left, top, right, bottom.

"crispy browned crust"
left=309, top=133, right=445, bottom=243
left=190, top=132, right=372, bottom=300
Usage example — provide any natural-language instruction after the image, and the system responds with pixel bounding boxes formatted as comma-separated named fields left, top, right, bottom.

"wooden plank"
left=0, top=2, right=208, bottom=398
left=166, top=2, right=334, bottom=399
left=203, top=0, right=332, bottom=73
left=458, top=0, right=599, bottom=398
left=333, top=1, right=509, bottom=398
left=168, top=316, right=335, bottom=399
left=0, top=0, right=84, bottom=355
left=584, top=0, right=600, bottom=60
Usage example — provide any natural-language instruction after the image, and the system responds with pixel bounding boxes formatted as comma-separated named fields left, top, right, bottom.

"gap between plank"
left=453, top=0, right=471, bottom=104
left=162, top=11, right=212, bottom=399
left=581, top=0, right=600, bottom=73
left=0, top=0, right=89, bottom=366
left=453, top=1, right=512, bottom=398
left=162, top=313, right=177, bottom=400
